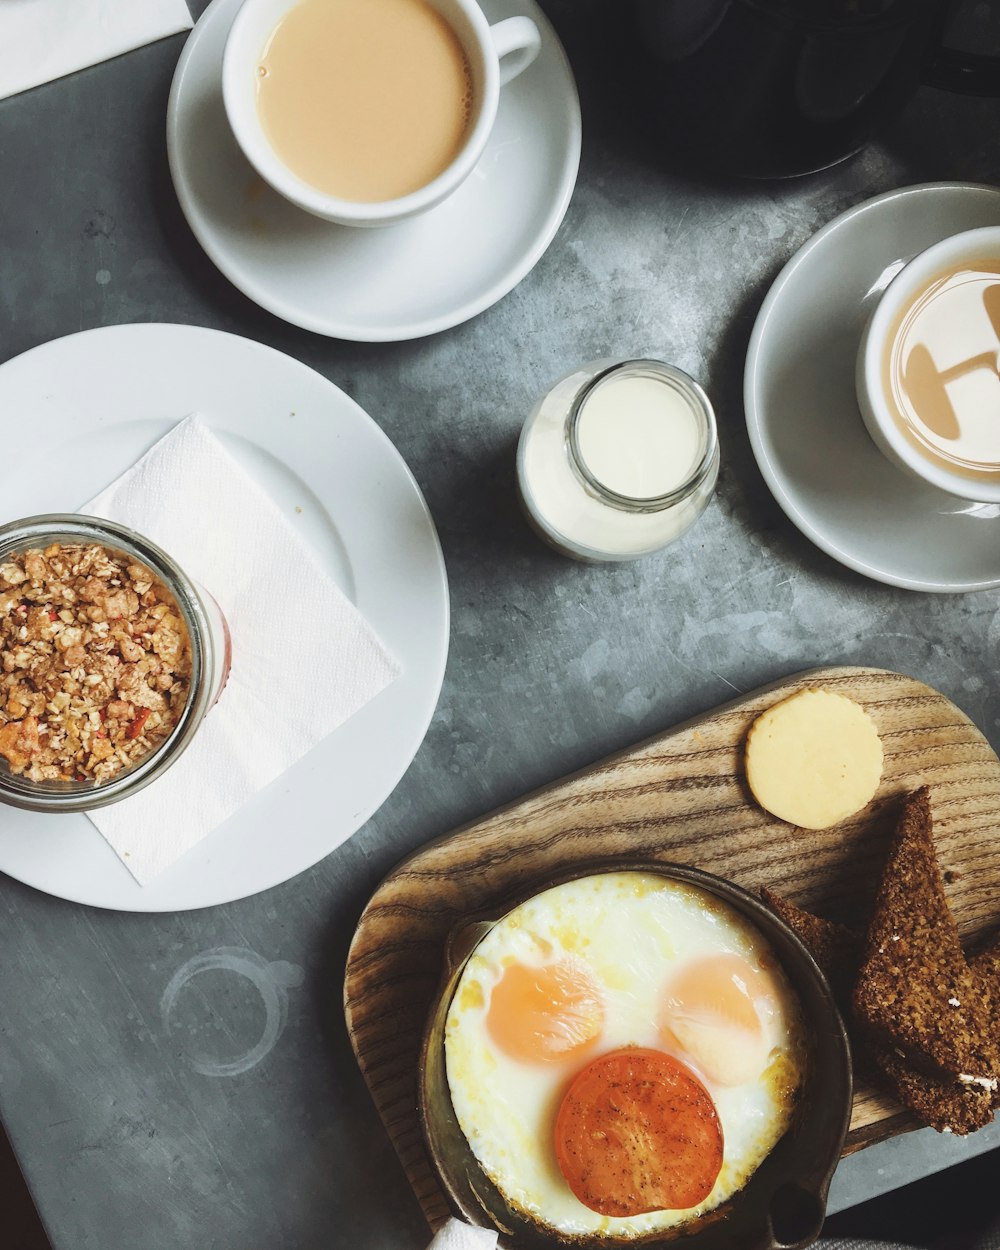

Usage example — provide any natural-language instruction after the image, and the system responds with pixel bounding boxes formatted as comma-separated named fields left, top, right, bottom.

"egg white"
left=443, top=871, right=806, bottom=1239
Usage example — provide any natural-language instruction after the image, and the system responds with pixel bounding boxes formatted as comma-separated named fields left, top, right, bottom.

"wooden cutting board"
left=344, top=666, right=1000, bottom=1234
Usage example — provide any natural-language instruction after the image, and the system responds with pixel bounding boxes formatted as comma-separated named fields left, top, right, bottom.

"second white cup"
left=222, top=0, right=541, bottom=228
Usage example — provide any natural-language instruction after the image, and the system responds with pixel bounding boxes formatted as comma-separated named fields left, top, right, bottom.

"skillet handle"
left=767, top=1181, right=826, bottom=1250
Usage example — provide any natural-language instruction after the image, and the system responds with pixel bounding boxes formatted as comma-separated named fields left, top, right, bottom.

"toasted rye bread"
left=852, top=788, right=1000, bottom=1085
left=759, top=886, right=861, bottom=1007
left=761, top=826, right=1000, bottom=1133
left=970, top=930, right=1000, bottom=1012
left=870, top=928, right=1000, bottom=1129
left=868, top=1042, right=996, bottom=1134
left=970, top=931, right=1000, bottom=1107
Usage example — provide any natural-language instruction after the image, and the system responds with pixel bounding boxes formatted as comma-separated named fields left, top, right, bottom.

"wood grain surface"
left=344, top=666, right=1000, bottom=1234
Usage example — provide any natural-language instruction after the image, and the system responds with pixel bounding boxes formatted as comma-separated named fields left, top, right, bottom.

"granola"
left=0, top=543, right=192, bottom=784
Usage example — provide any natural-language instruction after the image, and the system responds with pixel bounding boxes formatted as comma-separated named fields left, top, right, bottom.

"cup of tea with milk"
left=222, top=0, right=540, bottom=227
left=857, top=227, right=1000, bottom=504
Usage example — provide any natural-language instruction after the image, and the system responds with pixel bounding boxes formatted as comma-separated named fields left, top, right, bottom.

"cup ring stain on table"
left=160, top=946, right=304, bottom=1078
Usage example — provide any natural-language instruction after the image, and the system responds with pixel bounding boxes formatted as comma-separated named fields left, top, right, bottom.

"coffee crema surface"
left=255, top=0, right=473, bottom=203
left=883, top=257, right=1000, bottom=482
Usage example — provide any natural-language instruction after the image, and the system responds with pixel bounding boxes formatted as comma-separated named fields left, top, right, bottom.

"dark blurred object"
left=1, top=1123, right=49, bottom=1250
left=822, top=1146, right=999, bottom=1248
left=630, top=0, right=1000, bottom=178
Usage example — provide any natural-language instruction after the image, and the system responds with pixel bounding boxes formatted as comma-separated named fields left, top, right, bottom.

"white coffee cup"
left=856, top=225, right=1000, bottom=504
left=222, top=0, right=541, bottom=228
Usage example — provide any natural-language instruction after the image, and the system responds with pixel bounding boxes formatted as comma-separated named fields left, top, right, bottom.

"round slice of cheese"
left=745, top=689, right=883, bottom=830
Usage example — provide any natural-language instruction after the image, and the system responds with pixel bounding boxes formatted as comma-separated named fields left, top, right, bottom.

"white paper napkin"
left=426, top=1218, right=498, bottom=1250
left=0, top=0, right=192, bottom=101
left=81, top=415, right=401, bottom=883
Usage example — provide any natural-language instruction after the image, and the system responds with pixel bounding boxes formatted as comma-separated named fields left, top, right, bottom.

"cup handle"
left=489, top=16, right=542, bottom=87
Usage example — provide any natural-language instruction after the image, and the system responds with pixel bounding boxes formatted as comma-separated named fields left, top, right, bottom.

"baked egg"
left=443, top=871, right=807, bottom=1239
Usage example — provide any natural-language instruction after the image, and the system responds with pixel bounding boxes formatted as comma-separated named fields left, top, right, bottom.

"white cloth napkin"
left=427, top=1218, right=498, bottom=1250
left=80, top=415, right=401, bottom=883
left=0, top=0, right=192, bottom=101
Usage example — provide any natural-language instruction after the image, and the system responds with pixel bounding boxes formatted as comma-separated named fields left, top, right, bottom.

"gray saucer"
left=745, top=182, right=1000, bottom=594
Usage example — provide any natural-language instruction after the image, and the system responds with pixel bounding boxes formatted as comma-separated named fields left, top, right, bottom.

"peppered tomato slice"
left=554, top=1047, right=723, bottom=1217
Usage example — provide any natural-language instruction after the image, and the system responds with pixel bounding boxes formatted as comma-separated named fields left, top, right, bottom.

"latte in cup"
left=857, top=226, right=1000, bottom=504
left=255, top=0, right=473, bottom=203
left=883, top=256, right=1000, bottom=484
left=224, top=0, right=541, bottom=226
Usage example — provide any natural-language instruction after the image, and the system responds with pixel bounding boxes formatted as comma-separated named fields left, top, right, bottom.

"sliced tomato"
left=554, top=1047, right=723, bottom=1218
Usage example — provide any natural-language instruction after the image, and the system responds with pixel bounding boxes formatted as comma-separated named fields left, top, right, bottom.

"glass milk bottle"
left=517, top=359, right=720, bottom=561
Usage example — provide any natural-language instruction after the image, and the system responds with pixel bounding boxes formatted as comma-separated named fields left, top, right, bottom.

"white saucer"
left=745, top=182, right=1000, bottom=594
left=166, top=0, right=581, bottom=342
left=0, top=324, right=448, bottom=911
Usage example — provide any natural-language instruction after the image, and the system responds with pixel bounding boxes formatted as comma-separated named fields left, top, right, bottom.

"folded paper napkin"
left=0, top=0, right=192, bottom=101
left=426, top=1219, right=498, bottom=1250
left=82, top=415, right=401, bottom=883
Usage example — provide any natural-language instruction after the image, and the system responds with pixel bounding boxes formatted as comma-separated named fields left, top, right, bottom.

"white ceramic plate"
left=166, top=0, right=581, bottom=341
left=0, top=324, right=449, bottom=911
left=745, top=182, right=1000, bottom=593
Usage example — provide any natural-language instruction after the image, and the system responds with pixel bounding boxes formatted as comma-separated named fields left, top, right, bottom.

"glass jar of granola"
left=0, top=515, right=231, bottom=813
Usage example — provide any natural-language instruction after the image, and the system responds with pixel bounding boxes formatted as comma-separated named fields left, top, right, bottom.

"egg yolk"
left=660, top=953, right=776, bottom=1087
left=486, top=960, right=604, bottom=1064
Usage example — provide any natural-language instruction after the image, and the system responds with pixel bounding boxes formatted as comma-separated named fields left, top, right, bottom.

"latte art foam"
left=883, top=257, right=1000, bottom=482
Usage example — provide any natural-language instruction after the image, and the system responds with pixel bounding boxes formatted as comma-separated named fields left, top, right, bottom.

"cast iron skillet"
left=419, top=858, right=852, bottom=1250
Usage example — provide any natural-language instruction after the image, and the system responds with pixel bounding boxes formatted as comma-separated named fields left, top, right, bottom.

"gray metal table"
left=1, top=3, right=998, bottom=1247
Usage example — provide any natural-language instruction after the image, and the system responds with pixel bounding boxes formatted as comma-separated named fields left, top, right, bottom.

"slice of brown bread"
left=759, top=886, right=861, bottom=1006
left=869, top=1042, right=996, bottom=1135
left=970, top=930, right=1000, bottom=1107
left=876, top=931, right=1000, bottom=1129
left=853, top=787, right=1000, bottom=1084
left=970, top=929, right=1000, bottom=1009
